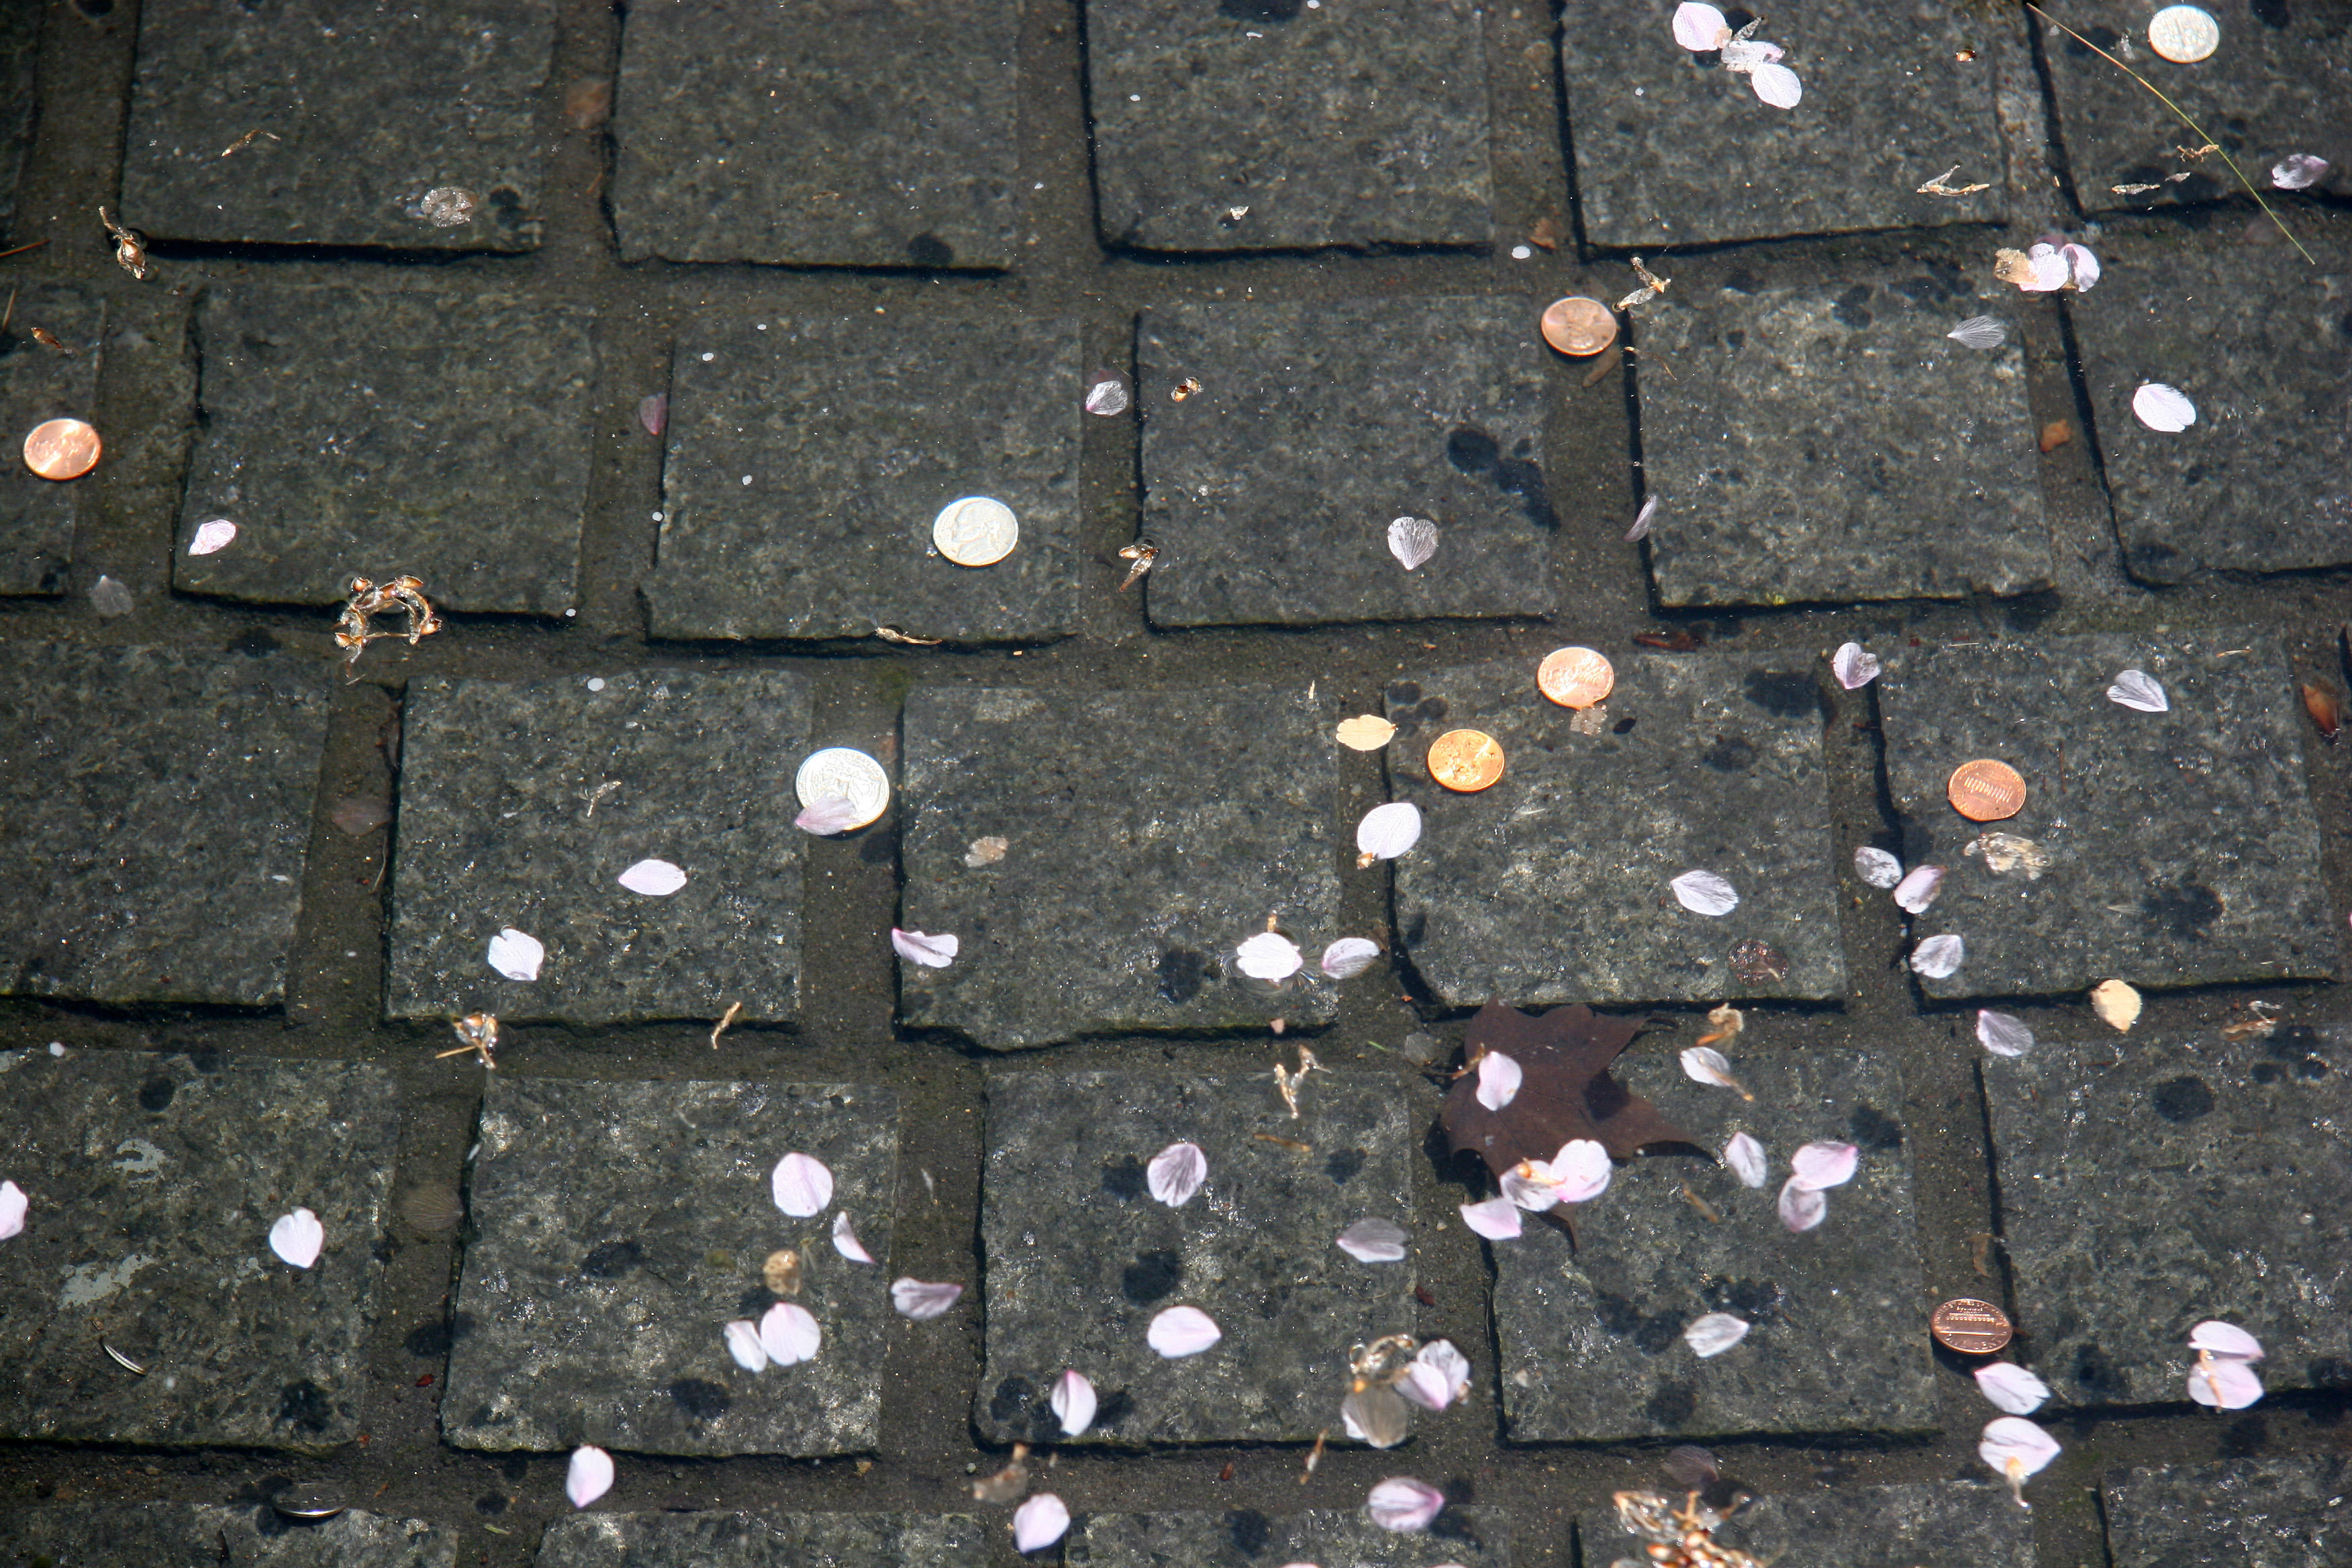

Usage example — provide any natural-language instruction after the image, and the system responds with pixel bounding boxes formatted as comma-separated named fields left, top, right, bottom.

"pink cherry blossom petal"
left=1720, top=36, right=1784, bottom=70
left=1672, top=1, right=1730, bottom=50
left=1684, top=1312, right=1749, bottom=1358
left=1979, top=1416, right=2061, bottom=1504
left=1777, top=1176, right=1827, bottom=1232
left=758, top=1301, right=822, bottom=1365
left=1336, top=1218, right=1409, bottom=1263
left=2188, top=1357, right=2265, bottom=1409
left=2133, top=383, right=2197, bottom=432
left=1975, top=1361, right=2052, bottom=1414
left=1320, top=936, right=1381, bottom=979
left=189, top=518, right=239, bottom=556
left=891, top=1278, right=963, bottom=1321
left=1013, top=1493, right=1071, bottom=1553
left=2188, top=1321, right=2263, bottom=1361
left=771, top=1152, right=834, bottom=1217
left=487, top=927, right=544, bottom=981
left=1671, top=869, right=1739, bottom=916
left=0, top=1179, right=26, bottom=1240
left=1832, top=642, right=1879, bottom=689
left=2273, top=152, right=2330, bottom=189
left=1459, top=1196, right=1522, bottom=1240
left=794, top=795, right=864, bottom=836
left=1146, top=1141, right=1208, bottom=1206
left=1722, top=1132, right=1767, bottom=1189
left=1549, top=1138, right=1612, bottom=1204
left=1854, top=846, right=1903, bottom=888
left=1788, top=1140, right=1859, bottom=1191
left=2107, top=669, right=2170, bottom=712
left=1977, top=1010, right=2035, bottom=1058
left=1236, top=930, right=1304, bottom=981
left=566, top=1445, right=614, bottom=1508
left=636, top=392, right=668, bottom=436
left=1748, top=61, right=1802, bottom=108
left=616, top=858, right=687, bottom=896
left=2060, top=243, right=2100, bottom=291
left=1356, top=801, right=1423, bottom=861
left=1476, top=1050, right=1523, bottom=1111
left=722, top=1319, right=769, bottom=1372
left=1146, top=1304, right=1222, bottom=1357
left=831, top=1211, right=875, bottom=1264
left=268, top=1207, right=323, bottom=1269
left=1892, top=864, right=1945, bottom=913
left=1387, top=516, right=1438, bottom=570
left=1365, top=1476, right=1447, bottom=1532
left=891, top=928, right=959, bottom=969
left=1910, top=934, right=1964, bottom=978
left=1050, top=1369, right=1097, bottom=1436
left=1395, top=1339, right=1471, bottom=1412
left=1626, top=494, right=1659, bottom=542
left=1679, top=1046, right=1741, bottom=1091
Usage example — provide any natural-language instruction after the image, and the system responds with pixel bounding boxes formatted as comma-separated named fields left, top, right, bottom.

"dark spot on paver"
left=2002, top=590, right=2061, bottom=632
left=1494, top=458, right=1556, bottom=527
left=2143, top=878, right=2223, bottom=941
left=2308, top=1356, right=2352, bottom=1387
left=2067, top=23, right=2124, bottom=55
left=2151, top=1075, right=2216, bottom=1123
left=905, top=233, right=954, bottom=268
left=857, top=829, right=895, bottom=866
left=668, top=1379, right=730, bottom=1420
left=1723, top=268, right=1761, bottom=293
left=1723, top=330, right=1745, bottom=352
left=1157, top=948, right=1208, bottom=1005
left=136, top=1076, right=175, bottom=1112
left=1226, top=1508, right=1271, bottom=1555
left=2269, top=1024, right=2320, bottom=1057
left=1445, top=426, right=1500, bottom=475
left=1848, top=1104, right=1904, bottom=1150
left=1701, top=734, right=1757, bottom=773
left=1742, top=669, right=1820, bottom=718
left=2253, top=1062, right=2285, bottom=1084
left=2073, top=1341, right=2128, bottom=1398
left=2220, top=1414, right=2267, bottom=1455
left=1101, top=1155, right=1148, bottom=1200
left=1594, top=1290, right=1683, bottom=1353
left=1220, top=0, right=1302, bottom=19
left=406, top=1320, right=453, bottom=1357
left=1701, top=1277, right=1786, bottom=1324
left=276, top=1380, right=332, bottom=1433
left=1415, top=697, right=1448, bottom=726
left=475, top=1493, right=508, bottom=1516
left=1091, top=1387, right=1133, bottom=1427
left=1643, top=1382, right=1698, bottom=1426
left=487, top=187, right=523, bottom=228
left=581, top=1240, right=642, bottom=1277
left=989, top=1375, right=1036, bottom=1423
left=1325, top=1148, right=1364, bottom=1184
left=1387, top=681, right=1422, bottom=707
left=1613, top=716, right=1636, bottom=734
left=500, top=1455, right=529, bottom=1481
left=227, top=628, right=279, bottom=658
left=736, top=1287, right=777, bottom=1316
left=1122, top=1249, right=1183, bottom=1304
left=1830, top=285, right=1873, bottom=330
left=75, top=0, right=111, bottom=14
left=2250, top=0, right=2290, bottom=26
left=2299, top=1056, right=2331, bottom=1079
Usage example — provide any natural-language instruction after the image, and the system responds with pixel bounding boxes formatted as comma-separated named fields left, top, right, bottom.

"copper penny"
left=1540, top=296, right=1618, bottom=356
left=1427, top=729, right=1505, bottom=793
left=1947, top=759, right=2026, bottom=822
left=1538, top=646, right=1615, bottom=709
left=1930, top=1297, right=2014, bottom=1355
left=22, top=418, right=100, bottom=481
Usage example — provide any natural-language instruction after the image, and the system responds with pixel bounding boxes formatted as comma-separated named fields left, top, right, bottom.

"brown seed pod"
left=763, top=1248, right=803, bottom=1295
left=2302, top=681, right=2341, bottom=743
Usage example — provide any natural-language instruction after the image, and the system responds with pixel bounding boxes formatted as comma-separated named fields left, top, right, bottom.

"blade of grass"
left=2026, top=2, right=2312, bottom=265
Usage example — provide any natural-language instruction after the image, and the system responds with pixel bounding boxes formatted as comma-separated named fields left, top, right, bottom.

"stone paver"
left=641, top=312, right=1080, bottom=642
left=979, top=1071, right=1415, bottom=1444
left=0, top=1503, right=455, bottom=1568
left=1068, top=1509, right=1510, bottom=1566
left=2105, top=1456, right=2352, bottom=1568
left=1495, top=1046, right=1935, bottom=1442
left=1137, top=298, right=1560, bottom=628
left=1983, top=1026, right=2352, bottom=1408
left=0, top=1050, right=399, bottom=1451
left=0, top=642, right=328, bottom=1007
left=1386, top=656, right=1847, bottom=1008
left=119, top=0, right=551, bottom=249
left=2041, top=4, right=2352, bottom=218
left=1877, top=632, right=2335, bottom=999
left=387, top=670, right=810, bottom=1024
left=534, top=1512, right=984, bottom=1567
left=1087, top=0, right=1491, bottom=252
left=899, top=683, right=1341, bottom=1048
left=2068, top=228, right=2352, bottom=582
left=0, top=8, right=34, bottom=237
left=1583, top=1481, right=2031, bottom=1568
left=0, top=285, right=104, bottom=597
left=1638, top=269, right=2049, bottom=607
left=174, top=285, right=595, bottom=615
left=442, top=1077, right=899, bottom=1457
left=1560, top=0, right=2008, bottom=248
left=611, top=2, right=1017, bottom=267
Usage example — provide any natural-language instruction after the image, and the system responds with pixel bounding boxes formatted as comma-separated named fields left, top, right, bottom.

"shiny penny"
left=1947, top=758, right=2028, bottom=822
left=22, top=418, right=100, bottom=481
left=1540, top=295, right=1618, bottom=356
left=1538, top=646, right=1616, bottom=709
left=2147, top=5, right=2219, bottom=64
left=1427, top=729, right=1506, bottom=793
left=794, top=746, right=892, bottom=830
left=932, top=495, right=1019, bottom=567
left=1930, top=1297, right=2014, bottom=1355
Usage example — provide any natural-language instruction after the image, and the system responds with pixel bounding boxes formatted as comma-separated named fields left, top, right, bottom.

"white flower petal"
left=1387, top=516, right=1438, bottom=570
left=1748, top=61, right=1802, bottom=107
left=722, top=1319, right=769, bottom=1372
left=759, top=1301, right=822, bottom=1365
left=891, top=928, right=960, bottom=968
left=1146, top=1304, right=1222, bottom=1357
left=0, top=1179, right=26, bottom=1240
left=1976, top=1010, right=2036, bottom=1058
left=1319, top=936, right=1381, bottom=980
left=1013, top=1493, right=1071, bottom=1553
left=1979, top=1416, right=2061, bottom=1494
left=1975, top=1362, right=2052, bottom=1415
left=891, top=1278, right=964, bottom=1321
left=565, top=1446, right=614, bottom=1509
left=1722, top=1131, right=1768, bottom=1189
left=2188, top=1357, right=2265, bottom=1409
left=1684, top=1312, right=1750, bottom=1358
left=1236, top=930, right=1304, bottom=981
left=1720, top=37, right=1785, bottom=71
left=1336, top=1218, right=1410, bottom=1264
left=1146, top=1140, right=1208, bottom=1207
left=831, top=1211, right=876, bottom=1264
left=1670, top=869, right=1739, bottom=916
left=1679, top=1046, right=1741, bottom=1091
left=2188, top=1321, right=2264, bottom=1362
left=1853, top=846, right=1904, bottom=888
left=1365, top=1476, right=1447, bottom=1532
left=1946, top=315, right=2006, bottom=350
left=1777, top=1176, right=1827, bottom=1232
left=2060, top=243, right=2100, bottom=291
left=1356, top=801, right=1423, bottom=861
left=616, top=858, right=687, bottom=896
left=1672, top=1, right=1730, bottom=50
left=1549, top=1138, right=1612, bottom=1204
left=1789, top=1140, right=1859, bottom=1191
left=1832, top=642, right=1880, bottom=689
left=1050, top=1369, right=1098, bottom=1436
left=1459, top=1196, right=1522, bottom=1240
left=2272, top=152, right=2330, bottom=190
left=2106, top=669, right=2170, bottom=712
left=794, top=795, right=863, bottom=836
left=268, top=1207, right=323, bottom=1269
left=771, top=1152, right=834, bottom=1218
left=1396, top=1340, right=1471, bottom=1412
left=2028, top=246, right=2070, bottom=291
left=1501, top=1167, right=1559, bottom=1212
left=189, top=518, right=239, bottom=555
left=1910, top=933, right=1965, bottom=978
left=2133, top=382, right=2198, bottom=432
left=487, top=927, right=544, bottom=982
left=1626, top=494, right=1659, bottom=542
left=1475, top=1050, right=1523, bottom=1111
left=1892, top=864, right=1946, bottom=914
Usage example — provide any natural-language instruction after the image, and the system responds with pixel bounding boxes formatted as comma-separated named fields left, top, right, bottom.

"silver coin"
left=932, top=495, right=1019, bottom=567
left=794, top=747, right=891, bottom=830
left=2147, top=5, right=2218, bottom=62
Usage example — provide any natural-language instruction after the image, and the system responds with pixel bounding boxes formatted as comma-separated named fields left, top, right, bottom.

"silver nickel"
left=932, top=495, right=1019, bottom=567
left=2147, top=5, right=2218, bottom=63
left=795, top=746, right=891, bottom=830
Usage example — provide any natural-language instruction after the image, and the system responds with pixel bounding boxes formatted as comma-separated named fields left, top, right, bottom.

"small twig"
left=709, top=999, right=743, bottom=1050
left=0, top=238, right=47, bottom=262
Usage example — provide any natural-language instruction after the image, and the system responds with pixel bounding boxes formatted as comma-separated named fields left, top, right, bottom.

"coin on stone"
left=1930, top=1297, right=2014, bottom=1355
left=1540, top=296, right=1618, bottom=356
left=1427, top=729, right=1505, bottom=793
left=794, top=746, right=891, bottom=830
left=932, top=495, right=1019, bottom=567
left=1947, top=759, right=2027, bottom=822
left=22, top=418, right=100, bottom=481
left=1538, top=646, right=1615, bottom=709
left=2147, top=5, right=2219, bottom=63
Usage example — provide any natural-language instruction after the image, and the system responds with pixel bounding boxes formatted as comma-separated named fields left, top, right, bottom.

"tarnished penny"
left=22, top=418, right=100, bottom=481
left=1930, top=1297, right=2014, bottom=1355
left=1947, top=759, right=2027, bottom=822
left=1427, top=729, right=1505, bottom=793
left=1540, top=296, right=1618, bottom=356
left=1538, top=646, right=1615, bottom=709
left=2147, top=5, right=2219, bottom=63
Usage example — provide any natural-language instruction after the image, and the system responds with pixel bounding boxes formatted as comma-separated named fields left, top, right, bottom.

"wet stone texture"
left=0, top=642, right=328, bottom=1007
left=0, top=1051, right=399, bottom=1451
left=1638, top=269, right=2050, bottom=607
left=1983, top=1027, right=2352, bottom=1408
left=979, top=1071, right=1416, bottom=1444
left=611, top=1, right=1016, bottom=267
left=0, top=4, right=34, bottom=236
left=899, top=683, right=1340, bottom=1049
left=387, top=670, right=809, bottom=1025
left=1067, top=1509, right=1510, bottom=1566
left=175, top=285, right=595, bottom=615
left=2067, top=226, right=2352, bottom=582
left=1875, top=632, right=2335, bottom=999
left=642, top=312, right=1080, bottom=642
left=1385, top=656, right=1847, bottom=1008
left=2104, top=1455, right=2352, bottom=1567
left=1137, top=299, right=1559, bottom=628
left=1495, top=1047, right=1936, bottom=1442
left=1086, top=0, right=1491, bottom=252
left=1559, top=0, right=2007, bottom=249
left=442, top=1077, right=899, bottom=1457
left=534, top=1512, right=985, bottom=1567
left=0, top=1504, right=455, bottom=1568
left=1583, top=1481, right=2031, bottom=1568
left=0, top=285, right=105, bottom=597
left=119, top=0, right=551, bottom=250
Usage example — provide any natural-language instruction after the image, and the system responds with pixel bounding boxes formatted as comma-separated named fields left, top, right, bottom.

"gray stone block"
left=1583, top=1481, right=2031, bottom=1568
left=0, top=285, right=105, bottom=597
left=0, top=1503, right=454, bottom=1568
left=0, top=1050, right=399, bottom=1451
left=0, top=642, right=328, bottom=1007
left=175, top=285, right=595, bottom=615
left=642, top=312, right=1081, bottom=642
left=533, top=1512, right=984, bottom=1567
left=1137, top=298, right=1559, bottom=628
left=1983, top=1026, right=2352, bottom=1408
left=1876, top=632, right=2336, bottom=999
left=0, top=5, right=36, bottom=237
left=1386, top=656, right=1847, bottom=1008
left=120, top=0, right=551, bottom=249
left=2104, top=1455, right=2352, bottom=1568
left=443, top=1077, right=899, bottom=1457
left=1495, top=1048, right=1936, bottom=1442
left=387, top=669, right=810, bottom=1025
left=611, top=0, right=1017, bottom=267
left=899, top=683, right=1342, bottom=1050
left=979, top=1071, right=1416, bottom=1444
left=1086, top=0, right=1491, bottom=252
left=1638, top=269, right=2050, bottom=607
left=1068, top=1509, right=1510, bottom=1566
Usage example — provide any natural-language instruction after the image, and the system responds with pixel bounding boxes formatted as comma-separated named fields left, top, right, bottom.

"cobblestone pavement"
left=2, top=1, right=2350, bottom=1565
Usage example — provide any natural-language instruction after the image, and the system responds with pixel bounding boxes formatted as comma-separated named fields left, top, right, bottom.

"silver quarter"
left=2147, top=5, right=2218, bottom=63
left=932, top=495, right=1019, bottom=567
left=794, top=747, right=891, bottom=830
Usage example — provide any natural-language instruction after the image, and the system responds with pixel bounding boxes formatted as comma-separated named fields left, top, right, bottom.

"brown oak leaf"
left=1440, top=1003, right=1694, bottom=1178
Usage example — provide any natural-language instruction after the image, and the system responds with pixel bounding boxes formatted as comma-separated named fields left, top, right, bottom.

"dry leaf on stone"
left=1336, top=714, right=1398, bottom=750
left=2106, top=669, right=2169, bottom=712
left=1387, top=516, right=1438, bottom=571
left=1671, top=869, right=1739, bottom=916
left=1440, top=1003, right=1693, bottom=1176
left=2090, top=978, right=2141, bottom=1032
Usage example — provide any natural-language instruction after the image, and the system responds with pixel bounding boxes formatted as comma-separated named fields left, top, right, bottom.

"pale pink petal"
left=1671, top=869, right=1739, bottom=916
left=1832, top=642, right=1879, bottom=689
left=1720, top=36, right=1785, bottom=70
left=1387, top=516, right=1438, bottom=570
left=1975, top=1361, right=2052, bottom=1414
left=565, top=1445, right=614, bottom=1508
left=831, top=1211, right=876, bottom=1264
left=636, top=391, right=668, bottom=436
left=722, top=1319, right=769, bottom=1372
left=1777, top=1176, right=1827, bottom=1232
left=891, top=1278, right=963, bottom=1321
left=1236, top=930, right=1304, bottom=981
left=1748, top=61, right=1802, bottom=108
left=771, top=1152, right=834, bottom=1217
left=1722, top=1132, right=1767, bottom=1189
left=1013, top=1493, right=1071, bottom=1553
left=2189, top=1357, right=2265, bottom=1409
left=1672, top=1, right=1730, bottom=50
left=1476, top=1050, right=1523, bottom=1111
left=2133, top=383, right=2197, bottom=432
left=1356, top=801, right=1423, bottom=861
left=1910, top=934, right=1964, bottom=978
left=758, top=1301, right=822, bottom=1365
left=1979, top=1416, right=2061, bottom=1504
left=1854, top=846, right=1903, bottom=888
left=1549, top=1139, right=1613, bottom=1204
left=2107, top=669, right=2169, bottom=712
left=1679, top=1046, right=1741, bottom=1091
left=2060, top=243, right=2100, bottom=291
left=268, top=1207, right=324, bottom=1269
left=1789, top=1140, right=1859, bottom=1191
left=1459, top=1196, right=1523, bottom=1240
left=1336, top=1218, right=1409, bottom=1263
left=1892, top=864, right=1945, bottom=913
left=1147, top=1304, right=1222, bottom=1357
left=189, top=518, right=238, bottom=556
left=2026, top=245, right=2070, bottom=291
left=2188, top=1321, right=2264, bottom=1361
left=2272, top=152, right=2331, bottom=189
left=1977, top=1010, right=2035, bottom=1058
left=0, top=1179, right=26, bottom=1240
left=1146, top=1141, right=1208, bottom=1207
left=1500, top=1167, right=1559, bottom=1212
left=1626, top=494, right=1659, bottom=542
left=1684, top=1312, right=1749, bottom=1358
left=487, top=927, right=544, bottom=981
left=891, top=928, right=959, bottom=968
left=1320, top=937, right=1381, bottom=979
left=616, top=858, right=687, bottom=896
left=1050, top=1369, right=1097, bottom=1436
left=794, top=795, right=864, bottom=836
left=1394, top=1340, right=1471, bottom=1412
left=1365, top=1476, right=1447, bottom=1532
